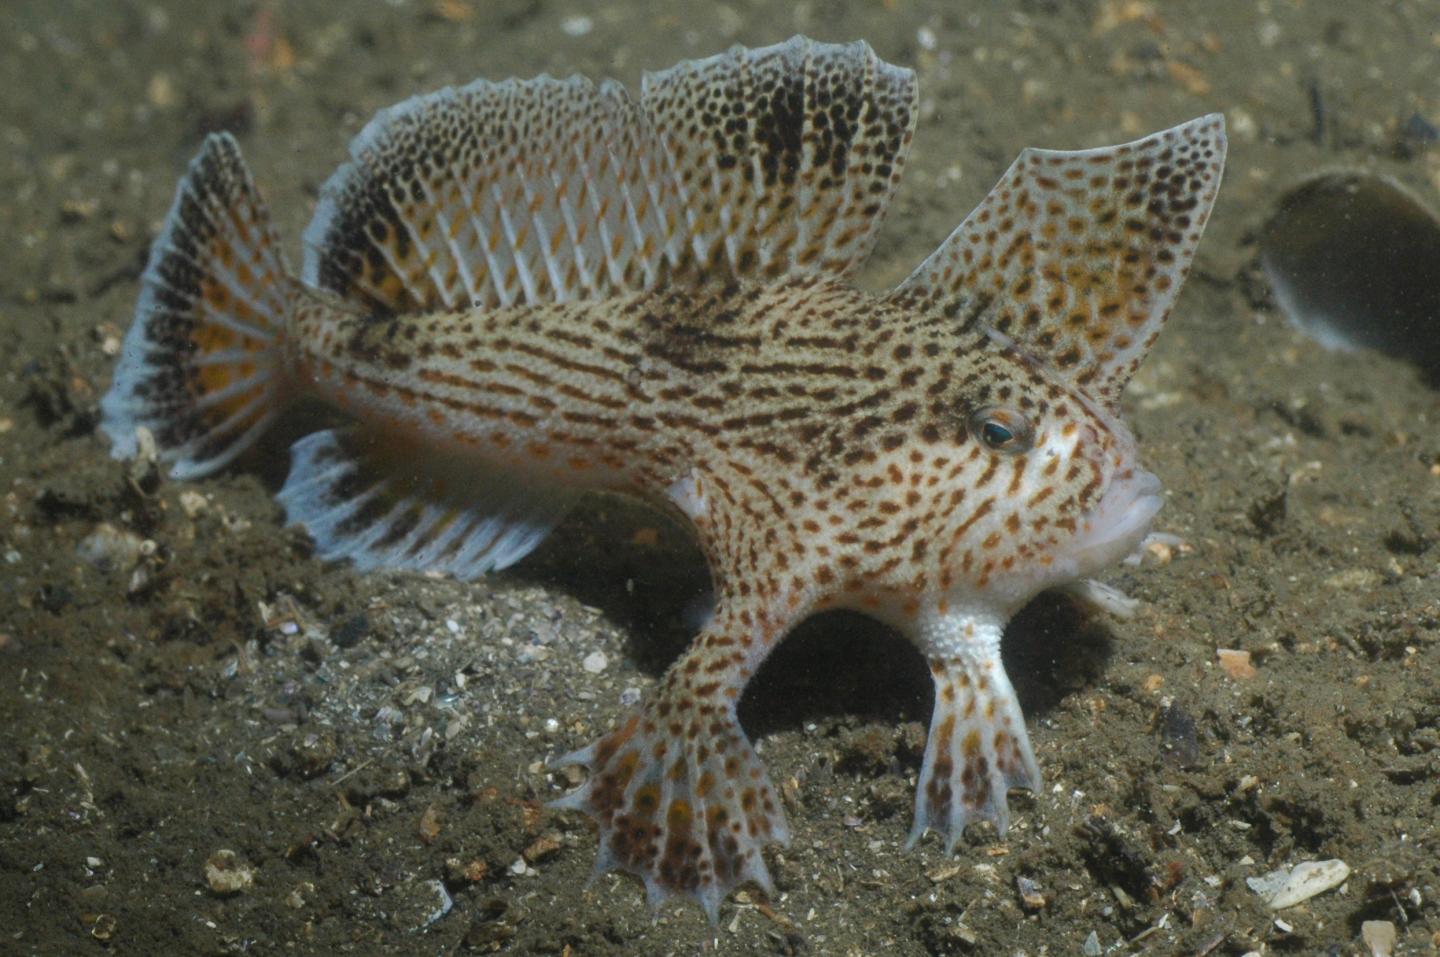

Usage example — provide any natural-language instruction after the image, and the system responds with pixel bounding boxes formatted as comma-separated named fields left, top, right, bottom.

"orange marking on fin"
left=962, top=730, right=981, bottom=758
left=667, top=799, right=693, bottom=829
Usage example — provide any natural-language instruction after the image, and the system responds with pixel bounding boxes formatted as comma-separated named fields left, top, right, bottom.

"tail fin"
left=101, top=133, right=294, bottom=479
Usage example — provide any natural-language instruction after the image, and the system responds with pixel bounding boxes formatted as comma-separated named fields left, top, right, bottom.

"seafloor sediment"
left=1, top=1, right=1436, bottom=954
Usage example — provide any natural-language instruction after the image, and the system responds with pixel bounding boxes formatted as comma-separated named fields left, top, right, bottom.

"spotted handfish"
left=101, top=36, right=1225, bottom=920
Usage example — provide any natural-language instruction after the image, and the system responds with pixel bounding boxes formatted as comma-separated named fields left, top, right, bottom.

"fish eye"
left=969, top=406, right=1034, bottom=454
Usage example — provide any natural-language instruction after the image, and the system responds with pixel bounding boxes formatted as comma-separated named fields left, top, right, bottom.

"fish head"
left=932, top=347, right=1161, bottom=616
left=891, top=114, right=1225, bottom=618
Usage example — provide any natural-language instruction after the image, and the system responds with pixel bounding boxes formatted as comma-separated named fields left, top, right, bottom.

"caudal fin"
left=102, top=133, right=294, bottom=479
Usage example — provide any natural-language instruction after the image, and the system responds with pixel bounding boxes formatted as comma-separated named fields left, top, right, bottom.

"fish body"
left=101, top=37, right=1225, bottom=920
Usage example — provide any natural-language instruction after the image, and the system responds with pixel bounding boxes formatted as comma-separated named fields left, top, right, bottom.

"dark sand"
left=2, top=1, right=1437, bottom=954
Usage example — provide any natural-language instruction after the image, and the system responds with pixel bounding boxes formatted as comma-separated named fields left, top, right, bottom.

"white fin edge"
left=277, top=429, right=574, bottom=580
left=101, top=133, right=292, bottom=479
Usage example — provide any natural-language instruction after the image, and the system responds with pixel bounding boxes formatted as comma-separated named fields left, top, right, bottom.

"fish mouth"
left=1066, top=468, right=1165, bottom=574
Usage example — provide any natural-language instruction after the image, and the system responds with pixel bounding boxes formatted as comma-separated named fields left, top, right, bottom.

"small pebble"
left=446, top=857, right=490, bottom=883
left=582, top=651, right=607, bottom=674
left=560, top=14, right=593, bottom=37
left=1216, top=648, right=1256, bottom=680
left=523, top=833, right=563, bottom=864
left=1159, top=698, right=1200, bottom=767
left=204, top=849, right=255, bottom=895
left=147, top=72, right=176, bottom=108
left=286, top=882, right=314, bottom=909
left=1016, top=875, right=1047, bottom=911
left=1246, top=858, right=1350, bottom=909
left=926, top=863, right=962, bottom=883
left=76, top=523, right=146, bottom=573
left=1144, top=538, right=1175, bottom=564
left=1361, top=920, right=1396, bottom=957
left=60, top=197, right=99, bottom=222
left=88, top=913, right=117, bottom=941
left=418, top=804, right=443, bottom=844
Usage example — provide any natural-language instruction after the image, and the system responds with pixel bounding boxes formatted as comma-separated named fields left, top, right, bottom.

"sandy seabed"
left=2, top=1, right=1437, bottom=954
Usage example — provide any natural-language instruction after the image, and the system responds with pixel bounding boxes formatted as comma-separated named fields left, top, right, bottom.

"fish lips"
left=1067, top=468, right=1165, bottom=575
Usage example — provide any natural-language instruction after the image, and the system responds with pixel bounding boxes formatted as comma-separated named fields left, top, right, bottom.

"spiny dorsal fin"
left=892, top=114, right=1226, bottom=410
left=301, top=36, right=916, bottom=314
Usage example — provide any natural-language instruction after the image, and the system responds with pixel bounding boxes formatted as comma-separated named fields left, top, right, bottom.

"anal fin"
left=277, top=427, right=574, bottom=580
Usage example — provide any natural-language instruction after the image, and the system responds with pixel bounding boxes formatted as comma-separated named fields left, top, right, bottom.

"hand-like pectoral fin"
left=550, top=607, right=788, bottom=922
left=908, top=652, right=1041, bottom=853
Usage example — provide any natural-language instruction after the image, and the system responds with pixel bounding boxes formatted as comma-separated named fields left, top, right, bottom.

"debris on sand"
left=1361, top=920, right=1396, bottom=957
left=1246, top=858, right=1350, bottom=910
left=204, top=849, right=255, bottom=895
left=1216, top=648, right=1256, bottom=680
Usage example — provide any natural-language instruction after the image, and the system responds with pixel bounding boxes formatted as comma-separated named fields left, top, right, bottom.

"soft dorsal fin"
left=302, top=37, right=917, bottom=315
left=892, top=114, right=1226, bottom=410
left=641, top=38, right=917, bottom=281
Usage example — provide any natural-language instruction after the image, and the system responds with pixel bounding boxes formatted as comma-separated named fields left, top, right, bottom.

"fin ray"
left=278, top=429, right=574, bottom=580
left=102, top=133, right=294, bottom=479
left=908, top=651, right=1041, bottom=852
left=302, top=37, right=917, bottom=314
left=169, top=400, right=277, bottom=477
left=893, top=115, right=1226, bottom=409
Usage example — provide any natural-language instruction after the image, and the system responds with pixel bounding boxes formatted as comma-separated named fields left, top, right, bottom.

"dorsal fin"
left=301, top=36, right=916, bottom=314
left=892, top=114, right=1226, bottom=410
left=641, top=38, right=917, bottom=281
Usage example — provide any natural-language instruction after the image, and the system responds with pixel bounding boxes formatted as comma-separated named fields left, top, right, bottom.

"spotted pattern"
left=102, top=37, right=1227, bottom=925
left=291, top=270, right=1181, bottom=918
left=907, top=645, right=1039, bottom=852
left=101, top=134, right=293, bottom=478
left=552, top=602, right=788, bottom=917
left=303, top=37, right=916, bottom=314
left=894, top=115, right=1226, bottom=411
